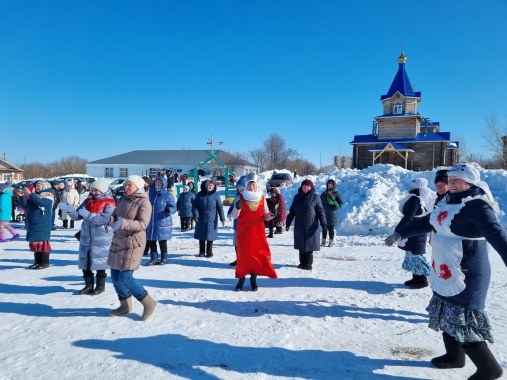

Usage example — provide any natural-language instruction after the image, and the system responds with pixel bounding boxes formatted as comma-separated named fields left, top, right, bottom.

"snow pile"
left=277, top=164, right=507, bottom=235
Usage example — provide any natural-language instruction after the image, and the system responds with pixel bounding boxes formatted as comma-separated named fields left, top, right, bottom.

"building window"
left=149, top=168, right=161, bottom=175
left=120, top=168, right=129, bottom=177
left=394, top=102, right=402, bottom=114
left=105, top=168, right=114, bottom=177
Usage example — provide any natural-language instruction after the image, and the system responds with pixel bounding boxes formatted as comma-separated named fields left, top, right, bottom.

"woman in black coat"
left=385, top=164, right=506, bottom=379
left=286, top=179, right=326, bottom=270
left=320, top=179, right=344, bottom=247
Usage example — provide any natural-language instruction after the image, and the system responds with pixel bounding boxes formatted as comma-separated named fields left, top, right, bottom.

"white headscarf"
left=410, top=177, right=436, bottom=212
left=448, top=163, right=480, bottom=185
left=242, top=181, right=263, bottom=202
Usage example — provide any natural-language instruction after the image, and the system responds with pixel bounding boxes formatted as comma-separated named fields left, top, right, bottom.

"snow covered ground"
left=1, top=165, right=507, bottom=379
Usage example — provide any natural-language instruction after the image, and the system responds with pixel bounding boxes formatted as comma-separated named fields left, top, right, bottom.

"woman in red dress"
left=232, top=174, right=277, bottom=291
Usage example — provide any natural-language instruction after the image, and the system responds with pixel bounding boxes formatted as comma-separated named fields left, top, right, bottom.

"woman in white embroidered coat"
left=385, top=164, right=507, bottom=380
left=60, top=180, right=80, bottom=229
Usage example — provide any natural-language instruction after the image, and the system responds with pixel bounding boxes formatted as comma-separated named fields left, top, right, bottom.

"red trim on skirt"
left=29, top=241, right=52, bottom=253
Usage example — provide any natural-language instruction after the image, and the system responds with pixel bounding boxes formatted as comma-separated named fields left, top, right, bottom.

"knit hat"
left=448, top=164, right=480, bottom=185
left=125, top=175, right=145, bottom=192
left=434, top=169, right=449, bottom=184
left=90, top=178, right=109, bottom=194
left=34, top=180, right=45, bottom=188
left=183, top=186, right=189, bottom=191
left=51, top=180, right=60, bottom=186
left=301, top=179, right=314, bottom=188
left=410, top=178, right=428, bottom=189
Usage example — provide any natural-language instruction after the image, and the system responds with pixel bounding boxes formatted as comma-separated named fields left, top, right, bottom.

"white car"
left=108, top=179, right=125, bottom=191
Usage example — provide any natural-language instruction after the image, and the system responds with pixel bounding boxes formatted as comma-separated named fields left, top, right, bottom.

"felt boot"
left=79, top=275, right=95, bottom=295
left=137, top=292, right=157, bottom=321
left=297, top=252, right=306, bottom=269
left=463, top=341, right=503, bottom=380
left=110, top=295, right=133, bottom=316
left=305, top=252, right=313, bottom=270
left=0, top=233, right=6, bottom=242
left=410, top=275, right=428, bottom=289
left=62, top=220, right=68, bottom=229
left=198, top=240, right=205, bottom=257
left=235, top=277, right=245, bottom=291
left=70, top=220, right=75, bottom=229
left=267, top=227, right=274, bottom=238
left=274, top=226, right=283, bottom=234
left=250, top=274, right=258, bottom=291
left=92, top=272, right=107, bottom=295
left=430, top=333, right=466, bottom=369
left=28, top=252, right=41, bottom=269
left=145, top=251, right=159, bottom=266
left=157, top=252, right=167, bottom=265
left=206, top=241, right=213, bottom=258
left=404, top=274, right=417, bottom=287
left=35, top=252, right=50, bottom=269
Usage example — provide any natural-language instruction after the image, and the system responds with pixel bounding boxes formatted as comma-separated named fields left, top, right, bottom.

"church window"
left=394, top=102, right=402, bottom=114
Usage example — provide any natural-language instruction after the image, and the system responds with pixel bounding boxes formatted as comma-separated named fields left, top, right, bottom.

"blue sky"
left=1, top=1, right=506, bottom=167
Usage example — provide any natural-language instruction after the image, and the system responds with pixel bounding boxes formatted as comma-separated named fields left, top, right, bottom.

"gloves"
left=111, top=217, right=123, bottom=230
left=58, top=203, right=75, bottom=213
left=235, top=200, right=242, bottom=210
left=385, top=232, right=402, bottom=247
left=221, top=219, right=225, bottom=226
left=285, top=225, right=290, bottom=232
left=78, top=208, right=91, bottom=219
left=270, top=208, right=277, bottom=218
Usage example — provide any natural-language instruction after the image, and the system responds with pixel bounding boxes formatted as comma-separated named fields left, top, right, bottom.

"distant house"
left=350, top=49, right=459, bottom=171
left=86, top=150, right=258, bottom=178
left=0, top=155, right=24, bottom=181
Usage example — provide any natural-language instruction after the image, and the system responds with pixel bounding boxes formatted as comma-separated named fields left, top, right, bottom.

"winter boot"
left=235, top=277, right=245, bottom=291
left=137, top=292, right=157, bottom=321
left=297, top=252, right=306, bottom=269
left=109, top=295, right=133, bottom=316
left=463, top=341, right=503, bottom=380
left=430, top=333, right=466, bottom=369
left=35, top=252, right=50, bottom=269
left=305, top=252, right=313, bottom=270
left=206, top=241, right=213, bottom=258
left=92, top=272, right=107, bottom=295
left=145, top=251, right=159, bottom=266
left=404, top=274, right=417, bottom=287
left=157, top=252, right=167, bottom=265
left=321, top=238, right=326, bottom=247
left=0, top=233, right=6, bottom=243
left=11, top=231, right=20, bottom=241
left=328, top=240, right=334, bottom=247
left=28, top=252, right=41, bottom=269
left=70, top=220, right=75, bottom=229
left=74, top=231, right=81, bottom=241
left=62, top=220, right=69, bottom=229
left=229, top=260, right=237, bottom=266
left=79, top=275, right=95, bottom=295
left=267, top=227, right=274, bottom=238
left=250, top=274, right=258, bottom=291
left=199, top=240, right=205, bottom=257
left=274, top=226, right=283, bottom=234
left=410, top=275, right=429, bottom=289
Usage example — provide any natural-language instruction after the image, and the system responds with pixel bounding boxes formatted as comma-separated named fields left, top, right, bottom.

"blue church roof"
left=350, top=131, right=452, bottom=145
left=380, top=63, right=421, bottom=101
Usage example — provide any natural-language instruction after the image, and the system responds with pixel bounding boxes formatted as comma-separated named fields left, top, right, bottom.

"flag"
left=206, top=141, right=212, bottom=145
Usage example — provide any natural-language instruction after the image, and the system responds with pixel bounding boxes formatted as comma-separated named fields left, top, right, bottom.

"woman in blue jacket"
left=192, top=179, right=225, bottom=258
left=176, top=186, right=195, bottom=232
left=145, top=177, right=177, bottom=266
left=385, top=164, right=506, bottom=380
left=18, top=180, right=54, bottom=269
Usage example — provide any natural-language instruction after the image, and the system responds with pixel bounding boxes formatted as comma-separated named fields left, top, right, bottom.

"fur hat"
left=434, top=169, right=449, bottom=184
left=125, top=175, right=145, bottom=192
left=301, top=179, right=314, bottom=188
left=90, top=178, right=109, bottom=194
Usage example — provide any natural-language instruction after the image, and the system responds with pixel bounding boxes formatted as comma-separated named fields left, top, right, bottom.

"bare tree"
left=19, top=156, right=88, bottom=179
left=288, top=159, right=317, bottom=175
left=334, top=142, right=353, bottom=169
left=219, top=150, right=251, bottom=173
left=455, top=135, right=470, bottom=163
left=250, top=133, right=299, bottom=171
left=481, top=114, right=507, bottom=168
left=250, top=148, right=269, bottom=172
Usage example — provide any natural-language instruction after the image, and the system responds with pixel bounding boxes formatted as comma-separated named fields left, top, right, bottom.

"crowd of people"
left=1, top=163, right=506, bottom=379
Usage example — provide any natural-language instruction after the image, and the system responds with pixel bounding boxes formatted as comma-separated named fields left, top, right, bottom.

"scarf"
left=326, top=190, right=340, bottom=208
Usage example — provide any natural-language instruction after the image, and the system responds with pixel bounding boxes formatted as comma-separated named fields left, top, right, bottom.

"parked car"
left=113, top=185, right=125, bottom=199
left=108, top=179, right=125, bottom=191
left=14, top=180, right=35, bottom=188
left=266, top=173, right=293, bottom=189
left=210, top=176, right=225, bottom=187
left=57, top=176, right=92, bottom=193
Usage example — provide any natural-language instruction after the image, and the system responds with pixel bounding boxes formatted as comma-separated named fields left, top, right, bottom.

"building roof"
left=380, top=62, right=421, bottom=101
left=350, top=131, right=452, bottom=145
left=368, top=142, right=415, bottom=152
left=88, top=150, right=255, bottom=167
left=0, top=157, right=24, bottom=172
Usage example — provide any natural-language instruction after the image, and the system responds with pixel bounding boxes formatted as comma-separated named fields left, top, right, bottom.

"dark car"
left=113, top=185, right=125, bottom=199
left=211, top=176, right=225, bottom=187
left=14, top=180, right=35, bottom=188
left=266, top=173, right=293, bottom=189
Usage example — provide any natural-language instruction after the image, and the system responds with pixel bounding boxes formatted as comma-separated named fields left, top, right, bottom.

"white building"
left=86, top=150, right=258, bottom=178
